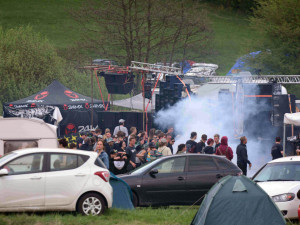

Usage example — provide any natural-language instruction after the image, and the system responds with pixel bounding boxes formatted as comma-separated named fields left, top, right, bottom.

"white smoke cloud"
left=154, top=83, right=278, bottom=176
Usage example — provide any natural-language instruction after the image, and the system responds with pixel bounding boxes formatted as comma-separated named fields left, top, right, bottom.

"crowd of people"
left=57, top=119, right=254, bottom=175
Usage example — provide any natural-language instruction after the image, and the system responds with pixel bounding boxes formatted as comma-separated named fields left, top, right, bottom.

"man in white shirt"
left=113, top=119, right=128, bottom=137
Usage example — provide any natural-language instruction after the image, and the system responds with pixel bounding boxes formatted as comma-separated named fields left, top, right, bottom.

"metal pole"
left=143, top=74, right=145, bottom=131
left=91, top=71, right=94, bottom=128
left=283, top=124, right=286, bottom=157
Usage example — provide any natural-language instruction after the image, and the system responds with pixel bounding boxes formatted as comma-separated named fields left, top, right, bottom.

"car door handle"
left=75, top=173, right=86, bottom=177
left=30, top=176, right=42, bottom=180
left=216, top=174, right=223, bottom=179
left=177, top=176, right=185, bottom=181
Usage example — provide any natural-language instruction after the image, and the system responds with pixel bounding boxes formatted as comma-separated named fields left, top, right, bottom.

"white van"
left=0, top=118, right=58, bottom=156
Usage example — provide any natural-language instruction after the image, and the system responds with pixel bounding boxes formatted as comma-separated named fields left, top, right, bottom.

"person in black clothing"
left=196, top=134, right=207, bottom=153
left=236, top=136, right=252, bottom=176
left=271, top=137, right=283, bottom=160
left=204, top=138, right=214, bottom=154
left=167, top=134, right=174, bottom=154
left=186, top=132, right=197, bottom=153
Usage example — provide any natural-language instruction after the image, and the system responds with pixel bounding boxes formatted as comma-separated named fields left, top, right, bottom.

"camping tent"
left=283, top=112, right=300, bottom=156
left=3, top=80, right=109, bottom=137
left=109, top=173, right=134, bottom=210
left=191, top=175, right=285, bottom=225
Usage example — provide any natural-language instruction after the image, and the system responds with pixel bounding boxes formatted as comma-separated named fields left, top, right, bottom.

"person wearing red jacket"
left=215, top=136, right=233, bottom=161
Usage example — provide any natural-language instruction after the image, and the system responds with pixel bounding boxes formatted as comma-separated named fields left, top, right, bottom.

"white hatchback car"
left=253, top=156, right=300, bottom=219
left=0, top=148, right=112, bottom=215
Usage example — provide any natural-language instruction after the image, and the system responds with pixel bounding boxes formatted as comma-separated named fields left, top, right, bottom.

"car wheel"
left=132, top=191, right=138, bottom=207
left=77, top=193, right=106, bottom=216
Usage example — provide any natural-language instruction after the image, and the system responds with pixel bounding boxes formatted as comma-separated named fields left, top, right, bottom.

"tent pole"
left=91, top=71, right=94, bottom=128
left=283, top=124, right=286, bottom=157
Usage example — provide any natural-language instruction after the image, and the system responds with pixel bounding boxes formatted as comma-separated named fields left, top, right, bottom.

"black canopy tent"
left=3, top=80, right=109, bottom=137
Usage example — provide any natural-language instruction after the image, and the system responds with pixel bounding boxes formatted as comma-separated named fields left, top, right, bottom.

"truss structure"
left=130, top=61, right=182, bottom=75
left=188, top=75, right=300, bottom=84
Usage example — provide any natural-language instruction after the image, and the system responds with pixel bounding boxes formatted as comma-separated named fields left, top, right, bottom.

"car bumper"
left=276, top=200, right=299, bottom=219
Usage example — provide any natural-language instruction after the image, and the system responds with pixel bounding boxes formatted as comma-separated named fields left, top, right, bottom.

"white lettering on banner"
left=26, top=100, right=44, bottom=103
left=70, top=99, right=87, bottom=102
left=13, top=104, right=29, bottom=108
left=91, top=104, right=105, bottom=109
left=78, top=125, right=99, bottom=133
left=68, top=105, right=83, bottom=110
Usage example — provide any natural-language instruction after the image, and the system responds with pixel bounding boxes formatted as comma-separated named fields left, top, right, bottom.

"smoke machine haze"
left=154, top=84, right=279, bottom=176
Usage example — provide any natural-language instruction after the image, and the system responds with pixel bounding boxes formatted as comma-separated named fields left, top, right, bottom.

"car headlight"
left=272, top=193, right=295, bottom=202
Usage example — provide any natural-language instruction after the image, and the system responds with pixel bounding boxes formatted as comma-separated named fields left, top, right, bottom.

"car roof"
left=11, top=148, right=97, bottom=156
left=161, top=153, right=227, bottom=159
left=269, top=156, right=300, bottom=163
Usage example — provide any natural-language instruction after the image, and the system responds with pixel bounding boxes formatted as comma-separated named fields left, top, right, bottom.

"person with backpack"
left=215, top=136, right=233, bottom=161
left=203, top=138, right=214, bottom=154
left=186, top=132, right=197, bottom=153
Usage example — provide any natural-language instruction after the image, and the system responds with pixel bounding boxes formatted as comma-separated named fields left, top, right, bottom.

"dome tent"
left=191, top=175, right=285, bottom=225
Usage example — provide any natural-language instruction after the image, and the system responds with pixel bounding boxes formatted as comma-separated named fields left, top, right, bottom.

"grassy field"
left=0, top=1, right=262, bottom=75
left=0, top=207, right=198, bottom=225
left=0, top=207, right=297, bottom=225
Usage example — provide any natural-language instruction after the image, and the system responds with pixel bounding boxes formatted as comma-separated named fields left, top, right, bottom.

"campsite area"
left=0, top=208, right=297, bottom=225
left=0, top=207, right=198, bottom=225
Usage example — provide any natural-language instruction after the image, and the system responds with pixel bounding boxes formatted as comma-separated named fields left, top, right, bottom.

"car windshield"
left=0, top=152, right=17, bottom=165
left=253, top=162, right=300, bottom=182
left=129, top=158, right=161, bottom=175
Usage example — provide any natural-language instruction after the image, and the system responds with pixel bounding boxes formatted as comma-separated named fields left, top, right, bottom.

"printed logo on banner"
left=9, top=104, right=13, bottom=107
left=64, top=90, right=79, bottom=99
left=31, top=103, right=36, bottom=108
left=65, top=123, right=77, bottom=135
left=34, top=91, right=49, bottom=100
left=63, top=104, right=68, bottom=110
left=85, top=103, right=90, bottom=109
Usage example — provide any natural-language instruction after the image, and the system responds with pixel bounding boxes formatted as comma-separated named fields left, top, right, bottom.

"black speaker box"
left=273, top=94, right=296, bottom=126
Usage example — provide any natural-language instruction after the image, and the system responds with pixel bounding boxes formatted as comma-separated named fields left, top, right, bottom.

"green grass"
left=0, top=207, right=198, bottom=225
left=0, top=1, right=263, bottom=76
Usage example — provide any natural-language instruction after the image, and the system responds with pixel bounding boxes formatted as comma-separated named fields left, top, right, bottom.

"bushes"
left=0, top=26, right=96, bottom=114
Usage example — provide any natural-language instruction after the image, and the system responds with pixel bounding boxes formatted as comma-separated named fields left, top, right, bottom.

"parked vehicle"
left=0, top=148, right=112, bottom=215
left=253, top=156, right=300, bottom=219
left=0, top=118, right=58, bottom=156
left=119, top=154, right=242, bottom=206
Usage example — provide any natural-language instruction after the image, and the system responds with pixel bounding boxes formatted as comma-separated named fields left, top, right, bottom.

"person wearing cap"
left=77, top=132, right=87, bottom=149
left=105, top=137, right=114, bottom=155
left=158, top=138, right=172, bottom=156
left=113, top=119, right=128, bottom=137
left=196, top=134, right=207, bottom=154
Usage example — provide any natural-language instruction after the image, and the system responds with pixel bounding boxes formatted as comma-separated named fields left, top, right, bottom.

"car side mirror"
left=149, top=168, right=158, bottom=177
left=0, top=168, right=8, bottom=176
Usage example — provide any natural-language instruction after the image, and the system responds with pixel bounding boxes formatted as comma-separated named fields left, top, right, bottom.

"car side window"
left=152, top=157, right=186, bottom=174
left=50, top=154, right=89, bottom=171
left=4, top=153, right=44, bottom=175
left=188, top=156, right=217, bottom=171
left=215, top=158, right=235, bottom=170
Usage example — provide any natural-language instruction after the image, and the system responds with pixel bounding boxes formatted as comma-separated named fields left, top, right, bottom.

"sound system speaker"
left=100, top=73, right=134, bottom=94
left=273, top=94, right=296, bottom=126
left=144, top=82, right=152, bottom=99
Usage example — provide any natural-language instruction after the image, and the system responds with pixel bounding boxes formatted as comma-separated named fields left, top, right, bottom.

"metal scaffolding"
left=130, top=61, right=182, bottom=75
left=188, top=75, right=300, bottom=84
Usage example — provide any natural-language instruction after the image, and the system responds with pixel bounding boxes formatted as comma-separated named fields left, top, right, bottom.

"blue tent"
left=191, top=175, right=285, bottom=225
left=109, top=172, right=134, bottom=210
left=227, top=51, right=261, bottom=75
